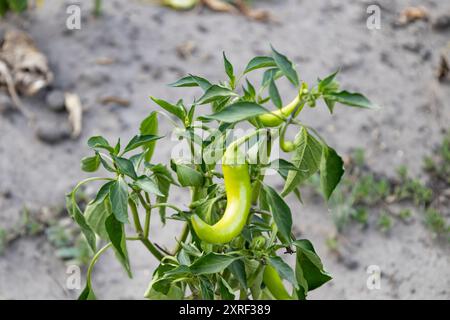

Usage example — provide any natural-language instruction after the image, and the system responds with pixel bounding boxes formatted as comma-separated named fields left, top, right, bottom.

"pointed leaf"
left=105, top=214, right=132, bottom=277
left=190, top=253, right=239, bottom=275
left=124, top=134, right=161, bottom=154
left=271, top=46, right=299, bottom=87
left=282, top=128, right=322, bottom=196
left=109, top=177, right=129, bottom=224
left=199, top=102, right=269, bottom=123
left=268, top=256, right=298, bottom=289
left=244, top=56, right=276, bottom=74
left=169, top=75, right=212, bottom=91
left=324, top=91, right=378, bottom=109
left=262, top=184, right=292, bottom=244
left=150, top=96, right=186, bottom=121
left=196, top=85, right=237, bottom=105
left=320, top=146, right=344, bottom=200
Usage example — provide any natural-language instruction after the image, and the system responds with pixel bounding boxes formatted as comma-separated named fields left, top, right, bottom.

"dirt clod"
left=45, top=90, right=66, bottom=112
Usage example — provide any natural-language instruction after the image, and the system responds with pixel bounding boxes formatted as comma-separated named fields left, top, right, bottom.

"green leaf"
left=223, top=52, right=234, bottom=85
left=169, top=75, right=212, bottom=91
left=140, top=112, right=159, bottom=162
left=324, top=91, right=377, bottom=110
left=294, top=239, right=332, bottom=299
left=282, top=128, right=323, bottom=197
left=196, top=85, right=237, bottom=105
left=320, top=146, right=344, bottom=200
left=85, top=196, right=112, bottom=240
left=262, top=184, right=292, bottom=244
left=105, top=214, right=132, bottom=277
left=0, top=0, right=10, bottom=16
left=177, top=248, right=191, bottom=266
left=269, top=78, right=282, bottom=109
left=87, top=136, right=113, bottom=152
left=99, top=155, right=116, bottom=173
left=150, top=96, right=186, bottom=121
left=268, top=159, right=302, bottom=176
left=200, top=102, right=269, bottom=123
left=173, top=162, right=204, bottom=187
left=134, top=176, right=163, bottom=196
left=318, top=70, right=339, bottom=92
left=91, top=181, right=115, bottom=203
left=7, top=0, right=26, bottom=12
left=228, top=259, right=247, bottom=289
left=323, top=98, right=336, bottom=113
left=78, top=282, right=96, bottom=300
left=109, top=177, right=129, bottom=224
left=65, top=193, right=97, bottom=252
left=244, top=56, right=276, bottom=74
left=113, top=156, right=137, bottom=180
left=271, top=46, right=299, bottom=87
left=190, top=253, right=239, bottom=275
left=246, top=79, right=256, bottom=97
left=268, top=256, right=298, bottom=289
left=219, top=276, right=235, bottom=300
left=144, top=264, right=174, bottom=298
left=81, top=154, right=100, bottom=172
left=261, top=68, right=282, bottom=88
left=149, top=164, right=174, bottom=223
left=145, top=284, right=184, bottom=300
left=199, top=276, right=215, bottom=300
left=124, top=134, right=161, bottom=154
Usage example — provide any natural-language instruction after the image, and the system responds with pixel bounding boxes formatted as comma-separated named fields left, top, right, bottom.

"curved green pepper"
left=191, top=140, right=252, bottom=244
left=263, top=265, right=292, bottom=300
left=257, top=94, right=301, bottom=127
left=257, top=84, right=307, bottom=128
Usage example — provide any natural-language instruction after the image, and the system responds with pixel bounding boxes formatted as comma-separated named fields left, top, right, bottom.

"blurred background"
left=0, top=0, right=449, bottom=299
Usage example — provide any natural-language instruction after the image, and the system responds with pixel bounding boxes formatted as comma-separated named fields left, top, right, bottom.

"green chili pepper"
left=263, top=265, right=292, bottom=300
left=257, top=83, right=308, bottom=128
left=191, top=138, right=252, bottom=244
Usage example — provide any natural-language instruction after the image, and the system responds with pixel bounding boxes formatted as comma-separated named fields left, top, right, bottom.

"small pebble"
left=35, top=121, right=72, bottom=144
left=433, top=14, right=450, bottom=31
left=45, top=90, right=66, bottom=112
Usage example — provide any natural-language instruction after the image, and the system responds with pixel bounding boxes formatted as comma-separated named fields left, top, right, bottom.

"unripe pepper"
left=257, top=94, right=301, bottom=128
left=191, top=138, right=252, bottom=244
left=257, top=83, right=308, bottom=128
left=263, top=265, right=292, bottom=300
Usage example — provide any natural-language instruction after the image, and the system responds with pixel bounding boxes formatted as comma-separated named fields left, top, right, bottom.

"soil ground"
left=0, top=0, right=449, bottom=299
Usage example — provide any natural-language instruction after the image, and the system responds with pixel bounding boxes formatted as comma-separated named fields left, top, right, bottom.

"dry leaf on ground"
left=397, top=6, right=429, bottom=25
left=65, top=92, right=83, bottom=138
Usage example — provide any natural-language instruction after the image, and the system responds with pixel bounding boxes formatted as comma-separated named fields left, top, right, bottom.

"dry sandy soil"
left=0, top=0, right=450, bottom=299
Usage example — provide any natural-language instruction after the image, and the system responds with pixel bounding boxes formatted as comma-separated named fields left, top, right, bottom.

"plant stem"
left=93, top=0, right=101, bottom=17
left=173, top=223, right=189, bottom=255
left=86, top=237, right=140, bottom=287
left=129, top=199, right=164, bottom=261
left=129, top=199, right=144, bottom=235
left=141, top=238, right=164, bottom=261
left=136, top=192, right=152, bottom=238
left=143, top=194, right=152, bottom=239
left=151, top=203, right=183, bottom=213
left=72, top=177, right=113, bottom=195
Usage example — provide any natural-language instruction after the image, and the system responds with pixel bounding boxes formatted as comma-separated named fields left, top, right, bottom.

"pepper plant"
left=67, top=47, right=376, bottom=300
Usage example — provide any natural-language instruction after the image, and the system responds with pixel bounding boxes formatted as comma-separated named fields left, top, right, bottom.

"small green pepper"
left=257, top=83, right=308, bottom=128
left=263, top=265, right=292, bottom=300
